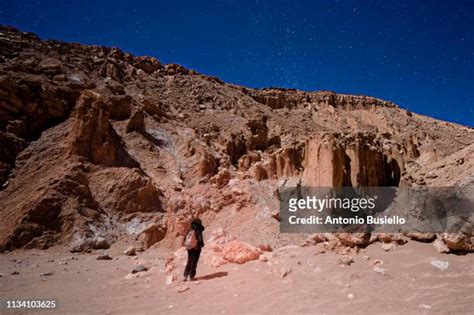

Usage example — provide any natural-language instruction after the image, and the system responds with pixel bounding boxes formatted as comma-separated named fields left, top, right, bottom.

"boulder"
left=92, top=237, right=110, bottom=250
left=441, top=233, right=474, bottom=252
left=302, top=234, right=328, bottom=246
left=337, top=233, right=371, bottom=247
left=373, top=233, right=407, bottom=245
left=141, top=223, right=166, bottom=249
left=405, top=232, right=436, bottom=242
left=222, top=240, right=262, bottom=264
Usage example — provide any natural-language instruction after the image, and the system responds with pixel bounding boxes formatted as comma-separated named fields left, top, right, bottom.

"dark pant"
left=184, top=248, right=201, bottom=279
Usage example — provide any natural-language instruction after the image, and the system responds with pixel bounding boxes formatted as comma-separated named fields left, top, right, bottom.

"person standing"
left=182, top=218, right=205, bottom=281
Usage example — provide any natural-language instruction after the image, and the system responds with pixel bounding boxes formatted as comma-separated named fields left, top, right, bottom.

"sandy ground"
left=0, top=242, right=473, bottom=315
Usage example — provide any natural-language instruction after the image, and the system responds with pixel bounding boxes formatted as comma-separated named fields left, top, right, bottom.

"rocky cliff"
left=0, top=26, right=472, bottom=253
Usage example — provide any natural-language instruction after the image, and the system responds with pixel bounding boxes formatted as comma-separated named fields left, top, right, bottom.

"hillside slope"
left=0, top=26, right=472, bottom=253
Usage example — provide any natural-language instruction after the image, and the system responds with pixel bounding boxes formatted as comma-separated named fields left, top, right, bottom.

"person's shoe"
left=183, top=276, right=188, bottom=282
left=190, top=277, right=195, bottom=281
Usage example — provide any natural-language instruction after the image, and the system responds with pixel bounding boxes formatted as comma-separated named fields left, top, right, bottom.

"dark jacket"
left=189, top=219, right=205, bottom=249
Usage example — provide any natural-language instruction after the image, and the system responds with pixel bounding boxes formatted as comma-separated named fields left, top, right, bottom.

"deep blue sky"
left=1, top=1, right=473, bottom=126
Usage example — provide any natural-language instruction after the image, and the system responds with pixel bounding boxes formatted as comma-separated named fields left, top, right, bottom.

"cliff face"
left=301, top=133, right=402, bottom=187
left=0, top=26, right=473, bottom=252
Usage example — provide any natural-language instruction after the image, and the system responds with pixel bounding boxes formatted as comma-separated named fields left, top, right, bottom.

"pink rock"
left=222, top=240, right=262, bottom=264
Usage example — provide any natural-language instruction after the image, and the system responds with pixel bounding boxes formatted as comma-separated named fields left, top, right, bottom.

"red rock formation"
left=302, top=133, right=401, bottom=187
left=0, top=26, right=473, bottom=253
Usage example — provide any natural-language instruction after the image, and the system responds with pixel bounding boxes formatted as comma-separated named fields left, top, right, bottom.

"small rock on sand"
left=132, top=264, right=148, bottom=274
left=337, top=255, right=354, bottom=266
left=259, top=255, right=268, bottom=262
left=419, top=304, right=432, bottom=309
left=373, top=266, right=387, bottom=275
left=347, top=293, right=355, bottom=299
left=97, top=253, right=112, bottom=260
left=40, top=272, right=53, bottom=276
left=430, top=260, right=449, bottom=271
left=280, top=267, right=292, bottom=278
left=381, top=243, right=395, bottom=252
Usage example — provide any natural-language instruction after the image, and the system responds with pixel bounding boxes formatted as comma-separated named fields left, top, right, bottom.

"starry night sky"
left=1, top=1, right=473, bottom=126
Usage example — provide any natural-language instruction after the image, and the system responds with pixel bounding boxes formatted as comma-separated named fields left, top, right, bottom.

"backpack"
left=184, top=230, right=198, bottom=250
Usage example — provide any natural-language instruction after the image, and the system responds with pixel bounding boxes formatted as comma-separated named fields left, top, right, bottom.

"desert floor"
left=1, top=241, right=473, bottom=314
